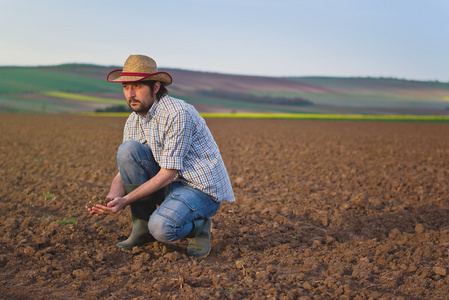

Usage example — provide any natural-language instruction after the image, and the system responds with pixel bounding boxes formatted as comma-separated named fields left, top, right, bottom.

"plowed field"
left=1, top=114, right=449, bottom=299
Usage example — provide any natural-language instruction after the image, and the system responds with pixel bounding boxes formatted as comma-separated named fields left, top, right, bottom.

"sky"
left=1, top=0, right=448, bottom=81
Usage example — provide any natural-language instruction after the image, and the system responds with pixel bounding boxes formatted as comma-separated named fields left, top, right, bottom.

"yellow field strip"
left=79, top=112, right=449, bottom=122
left=80, top=112, right=130, bottom=117
left=44, top=91, right=124, bottom=105
left=199, top=113, right=449, bottom=121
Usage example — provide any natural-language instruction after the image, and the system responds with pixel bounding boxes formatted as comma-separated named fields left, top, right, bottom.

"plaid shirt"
left=123, top=95, right=235, bottom=202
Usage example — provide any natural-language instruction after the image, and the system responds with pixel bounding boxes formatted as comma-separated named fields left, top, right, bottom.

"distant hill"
left=1, top=64, right=448, bottom=115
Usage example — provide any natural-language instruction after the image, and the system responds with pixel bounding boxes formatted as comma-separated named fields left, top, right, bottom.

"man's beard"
left=128, top=98, right=150, bottom=114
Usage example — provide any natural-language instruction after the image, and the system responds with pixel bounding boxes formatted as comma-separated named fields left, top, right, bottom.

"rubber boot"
left=116, top=184, right=164, bottom=250
left=187, top=218, right=212, bottom=258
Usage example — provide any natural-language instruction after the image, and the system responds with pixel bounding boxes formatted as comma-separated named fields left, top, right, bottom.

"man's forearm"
left=123, top=168, right=177, bottom=205
left=107, top=173, right=126, bottom=199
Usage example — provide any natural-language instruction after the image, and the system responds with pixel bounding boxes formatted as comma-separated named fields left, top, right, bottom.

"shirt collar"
left=147, top=94, right=170, bottom=120
left=134, top=97, right=160, bottom=122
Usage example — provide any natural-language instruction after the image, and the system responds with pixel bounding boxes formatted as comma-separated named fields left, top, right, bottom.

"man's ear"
left=153, top=81, right=161, bottom=94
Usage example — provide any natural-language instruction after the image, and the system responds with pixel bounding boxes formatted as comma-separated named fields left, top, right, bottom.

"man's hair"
left=142, top=80, right=168, bottom=100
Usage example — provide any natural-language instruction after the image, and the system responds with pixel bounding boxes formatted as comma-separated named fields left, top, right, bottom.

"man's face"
left=122, top=82, right=157, bottom=116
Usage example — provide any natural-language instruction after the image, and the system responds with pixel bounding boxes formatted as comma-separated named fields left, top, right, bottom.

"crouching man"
left=86, top=55, right=234, bottom=258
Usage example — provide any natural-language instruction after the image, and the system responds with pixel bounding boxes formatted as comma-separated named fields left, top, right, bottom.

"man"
left=87, top=55, right=235, bottom=258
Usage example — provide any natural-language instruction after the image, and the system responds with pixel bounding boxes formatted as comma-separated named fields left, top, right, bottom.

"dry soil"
left=1, top=114, right=449, bottom=299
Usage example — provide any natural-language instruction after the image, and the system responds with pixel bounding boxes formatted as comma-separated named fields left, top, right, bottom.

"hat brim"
left=107, top=69, right=172, bottom=85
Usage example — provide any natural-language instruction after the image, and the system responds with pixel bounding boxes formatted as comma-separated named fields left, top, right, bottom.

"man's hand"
left=87, top=197, right=128, bottom=216
left=86, top=168, right=177, bottom=217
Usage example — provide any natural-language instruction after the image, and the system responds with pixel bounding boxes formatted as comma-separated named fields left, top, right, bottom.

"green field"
left=44, top=91, right=125, bottom=105
left=0, top=67, right=121, bottom=94
left=250, top=77, right=449, bottom=110
left=0, top=66, right=124, bottom=113
left=1, top=64, right=449, bottom=117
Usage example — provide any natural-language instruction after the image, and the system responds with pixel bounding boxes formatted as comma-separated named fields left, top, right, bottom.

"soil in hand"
left=86, top=195, right=111, bottom=208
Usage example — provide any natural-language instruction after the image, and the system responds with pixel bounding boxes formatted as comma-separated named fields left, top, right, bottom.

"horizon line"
left=0, top=63, right=447, bottom=83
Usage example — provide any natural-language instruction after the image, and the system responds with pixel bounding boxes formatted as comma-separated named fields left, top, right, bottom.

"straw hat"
left=107, top=55, right=172, bottom=85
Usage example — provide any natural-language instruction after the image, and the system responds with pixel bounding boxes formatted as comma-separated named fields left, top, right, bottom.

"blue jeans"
left=116, top=140, right=220, bottom=242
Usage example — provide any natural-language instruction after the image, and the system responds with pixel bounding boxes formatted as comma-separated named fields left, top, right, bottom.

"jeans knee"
left=117, top=140, right=140, bottom=163
left=148, top=214, right=177, bottom=243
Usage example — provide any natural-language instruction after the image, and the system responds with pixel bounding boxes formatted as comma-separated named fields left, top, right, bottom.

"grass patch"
left=43, top=192, right=55, bottom=199
left=57, top=217, right=76, bottom=225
